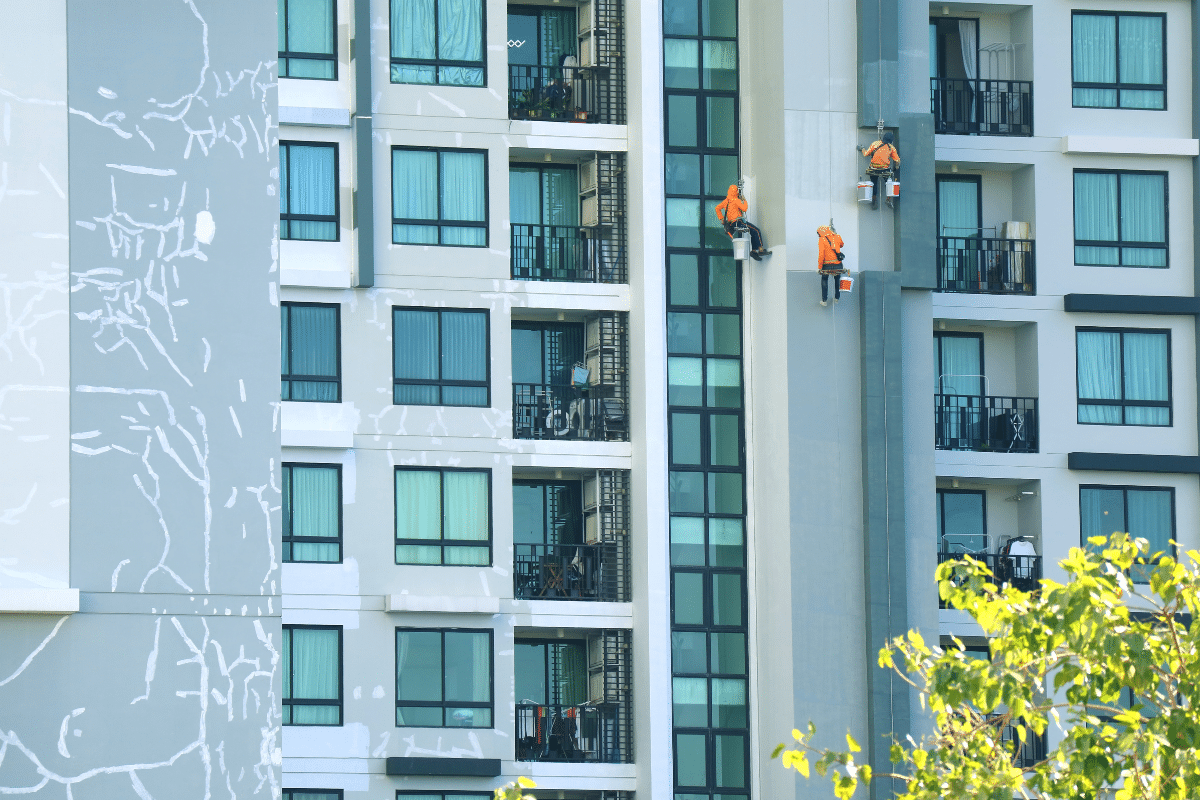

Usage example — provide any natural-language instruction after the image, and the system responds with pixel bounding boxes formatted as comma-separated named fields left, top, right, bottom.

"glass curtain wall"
left=663, top=0, right=749, bottom=797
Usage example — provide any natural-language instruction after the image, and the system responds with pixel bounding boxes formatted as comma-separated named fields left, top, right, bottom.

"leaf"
left=846, top=733, right=861, bottom=753
left=516, top=777, right=536, bottom=788
left=771, top=743, right=785, bottom=759
left=796, top=754, right=811, bottom=778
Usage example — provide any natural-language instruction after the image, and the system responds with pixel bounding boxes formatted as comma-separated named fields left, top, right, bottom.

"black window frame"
left=281, top=302, right=342, bottom=403
left=395, top=627, right=495, bottom=728
left=934, top=174, right=983, bottom=238
left=511, top=478, right=584, bottom=546
left=285, top=791, right=343, bottom=800
left=392, top=306, right=490, bottom=407
left=1071, top=11, right=1167, bottom=110
left=282, top=462, right=343, bottom=564
left=936, top=488, right=988, bottom=555
left=278, top=0, right=338, bottom=81
left=672, top=728, right=751, bottom=794
left=1072, top=168, right=1169, bottom=268
left=280, top=141, right=340, bottom=242
left=1079, top=484, right=1177, bottom=582
left=934, top=331, right=985, bottom=396
left=391, top=146, right=489, bottom=247
left=283, top=624, right=344, bottom=727
left=394, top=466, right=493, bottom=566
left=398, top=794, right=491, bottom=800
left=1075, top=326, right=1172, bottom=426
left=388, top=0, right=488, bottom=87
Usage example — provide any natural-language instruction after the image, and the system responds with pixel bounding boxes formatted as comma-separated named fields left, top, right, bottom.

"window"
left=283, top=463, right=341, bottom=563
left=281, top=303, right=340, bottom=402
left=393, top=307, right=489, bottom=406
left=392, top=148, right=487, bottom=246
left=390, top=0, right=485, bottom=86
left=937, top=489, right=986, bottom=555
left=1074, top=170, right=1167, bottom=267
left=398, top=794, right=490, bottom=800
left=278, top=0, right=337, bottom=80
left=395, top=467, right=491, bottom=565
left=280, top=142, right=338, bottom=241
left=1080, top=485, right=1174, bottom=582
left=1072, top=12, right=1165, bottom=109
left=283, top=626, right=342, bottom=725
left=285, top=792, right=342, bottom=800
left=1076, top=328, right=1170, bottom=425
left=396, top=628, right=492, bottom=727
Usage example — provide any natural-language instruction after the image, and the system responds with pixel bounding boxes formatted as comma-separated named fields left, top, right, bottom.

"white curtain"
left=1080, top=487, right=1125, bottom=543
left=439, top=310, right=487, bottom=406
left=936, top=335, right=982, bottom=396
left=509, top=167, right=541, bottom=226
left=392, top=149, right=439, bottom=244
left=287, top=628, right=340, bottom=724
left=1122, top=332, right=1169, bottom=425
left=1119, top=173, right=1167, bottom=267
left=393, top=308, right=439, bottom=405
left=1119, top=15, right=1164, bottom=109
left=443, top=470, right=490, bottom=565
left=1127, top=489, right=1173, bottom=581
left=440, top=151, right=486, bottom=246
left=1076, top=331, right=1122, bottom=423
left=286, top=144, right=336, bottom=241
left=958, top=21, right=977, bottom=81
left=1072, top=14, right=1117, bottom=107
left=288, top=465, right=339, bottom=562
left=395, top=470, right=442, bottom=564
left=1074, top=172, right=1119, bottom=266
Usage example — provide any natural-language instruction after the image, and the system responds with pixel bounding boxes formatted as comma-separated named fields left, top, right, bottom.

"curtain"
left=391, top=0, right=435, bottom=84
left=440, top=151, right=486, bottom=246
left=443, top=471, right=489, bottom=565
left=958, top=21, right=977, bottom=81
left=1122, top=332, right=1169, bottom=425
left=286, top=305, right=338, bottom=401
left=392, top=150, right=439, bottom=244
left=1119, top=173, right=1166, bottom=267
left=287, top=145, right=336, bottom=240
left=936, top=335, right=981, bottom=396
left=280, top=306, right=290, bottom=395
left=937, top=178, right=979, bottom=237
left=442, top=631, right=490, bottom=726
left=440, top=310, right=487, bottom=406
left=288, top=628, right=339, bottom=724
left=1119, top=15, right=1164, bottom=109
left=1127, top=489, right=1172, bottom=581
left=393, top=309, right=440, bottom=405
left=1074, top=172, right=1119, bottom=265
left=437, top=0, right=484, bottom=86
left=285, top=0, right=335, bottom=78
left=540, top=9, right=576, bottom=66
left=1072, top=14, right=1117, bottom=107
left=542, top=167, right=579, bottom=226
left=1077, top=330, right=1122, bottom=423
left=516, top=642, right=547, bottom=704
left=509, top=167, right=541, bottom=225
left=289, top=466, right=339, bottom=562
left=929, top=24, right=938, bottom=78
left=395, top=470, right=442, bottom=564
left=1081, top=489, right=1126, bottom=544
left=557, top=642, right=586, bottom=706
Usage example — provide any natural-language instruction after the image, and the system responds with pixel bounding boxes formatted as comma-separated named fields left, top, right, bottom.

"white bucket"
left=732, top=235, right=750, bottom=261
left=857, top=181, right=874, bottom=203
left=884, top=179, right=900, bottom=199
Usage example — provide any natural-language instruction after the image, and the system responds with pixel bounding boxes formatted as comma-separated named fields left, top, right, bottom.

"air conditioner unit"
left=586, top=317, right=601, bottom=351
left=579, top=159, right=599, bottom=194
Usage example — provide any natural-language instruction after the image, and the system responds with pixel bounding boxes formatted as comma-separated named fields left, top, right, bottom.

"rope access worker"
left=817, top=224, right=846, bottom=306
left=715, top=184, right=768, bottom=261
left=860, top=131, right=900, bottom=209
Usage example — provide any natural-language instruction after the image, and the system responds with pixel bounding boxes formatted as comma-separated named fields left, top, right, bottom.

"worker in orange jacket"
left=715, top=184, right=768, bottom=260
left=817, top=225, right=845, bottom=305
left=860, top=131, right=900, bottom=209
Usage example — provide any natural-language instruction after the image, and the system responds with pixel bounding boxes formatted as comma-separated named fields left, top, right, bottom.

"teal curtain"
left=395, top=470, right=442, bottom=564
left=442, top=471, right=489, bottom=565
left=440, top=151, right=486, bottom=246
left=390, top=0, right=436, bottom=84
left=283, top=0, right=335, bottom=79
left=1123, top=331, right=1169, bottom=425
left=284, top=305, right=338, bottom=401
left=392, top=149, right=439, bottom=244
left=1081, top=487, right=1125, bottom=544
left=540, top=9, right=576, bottom=66
left=936, top=335, right=981, bottom=396
left=1118, top=15, right=1164, bottom=108
left=542, top=167, right=578, bottom=225
left=1077, top=330, right=1122, bottom=423
left=1119, top=173, right=1167, bottom=267
left=1127, top=489, right=1173, bottom=581
left=556, top=642, right=587, bottom=705
left=287, top=465, right=339, bottom=562
left=937, top=178, right=978, bottom=237
left=1072, top=14, right=1117, bottom=107
left=509, top=167, right=541, bottom=225
left=285, top=144, right=337, bottom=240
left=437, top=0, right=484, bottom=85
left=1074, top=172, right=1120, bottom=266
left=285, top=628, right=340, bottom=724
left=393, top=308, right=439, bottom=405
left=439, top=310, right=487, bottom=405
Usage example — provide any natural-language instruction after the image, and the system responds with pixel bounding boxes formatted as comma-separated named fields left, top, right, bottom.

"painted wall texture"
left=0, top=0, right=282, bottom=796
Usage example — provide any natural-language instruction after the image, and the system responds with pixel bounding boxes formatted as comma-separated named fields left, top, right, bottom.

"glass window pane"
left=706, top=96, right=736, bottom=149
left=666, top=153, right=702, bottom=195
left=712, top=677, right=747, bottom=726
left=438, top=0, right=483, bottom=63
left=711, top=573, right=742, bottom=626
left=287, top=145, right=336, bottom=216
left=673, top=572, right=705, bottom=625
left=939, top=492, right=985, bottom=554
left=1119, top=173, right=1165, bottom=245
left=1128, top=488, right=1173, bottom=581
left=287, top=305, right=338, bottom=378
left=708, top=472, right=742, bottom=514
left=709, top=414, right=739, bottom=466
left=290, top=465, right=339, bottom=538
left=706, top=358, right=741, bottom=407
left=668, top=312, right=704, bottom=354
left=393, top=150, right=439, bottom=221
left=396, top=705, right=442, bottom=726
left=709, top=518, right=743, bottom=566
left=1081, top=488, right=1126, bottom=544
left=702, top=0, right=736, bottom=37
left=706, top=314, right=740, bottom=355
left=667, top=198, right=702, bottom=248
left=1122, top=332, right=1168, bottom=402
left=708, top=256, right=737, bottom=306
left=287, top=0, right=335, bottom=55
left=667, top=95, right=699, bottom=148
left=395, top=309, right=439, bottom=380
left=710, top=631, right=746, bottom=674
left=440, top=310, right=487, bottom=382
left=672, top=630, right=708, bottom=673
left=290, top=628, right=339, bottom=700
left=1118, top=15, right=1163, bottom=85
left=396, top=631, right=442, bottom=702
left=1077, top=331, right=1122, bottom=401
left=668, top=357, right=703, bottom=406
left=664, top=0, right=699, bottom=35
left=396, top=469, right=442, bottom=541
left=1074, top=172, right=1118, bottom=248
left=705, top=155, right=739, bottom=197
left=392, top=0, right=435, bottom=60
left=444, top=631, right=489, bottom=703
left=670, top=254, right=701, bottom=306
left=702, top=40, right=737, bottom=90
left=676, top=733, right=708, bottom=787
left=673, top=677, right=709, bottom=727
left=714, top=734, right=747, bottom=788
left=671, top=412, right=703, bottom=465
left=670, top=471, right=705, bottom=513
left=443, top=471, right=489, bottom=542
left=671, top=516, right=706, bottom=565
left=664, top=39, right=700, bottom=88
left=440, top=152, right=486, bottom=223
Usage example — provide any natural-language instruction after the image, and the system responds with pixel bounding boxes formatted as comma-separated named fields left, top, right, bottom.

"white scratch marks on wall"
left=0, top=615, right=68, bottom=688
left=111, top=559, right=130, bottom=591
left=228, top=406, right=242, bottom=438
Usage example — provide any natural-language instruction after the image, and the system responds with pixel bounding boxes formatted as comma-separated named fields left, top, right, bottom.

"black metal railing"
left=994, top=716, right=1047, bottom=768
left=937, top=237, right=1035, bottom=295
left=935, top=395, right=1038, bottom=453
left=516, top=703, right=624, bottom=763
left=931, top=77, right=1033, bottom=136
left=511, top=224, right=621, bottom=283
left=513, top=383, right=628, bottom=442
left=937, top=551, right=1043, bottom=597
left=509, top=64, right=609, bottom=123
left=514, top=543, right=618, bottom=601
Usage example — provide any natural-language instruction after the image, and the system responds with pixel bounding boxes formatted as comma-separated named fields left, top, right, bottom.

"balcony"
left=935, top=395, right=1038, bottom=453
left=937, top=550, right=1043, bottom=596
left=516, top=703, right=624, bottom=762
left=937, top=236, right=1035, bottom=295
left=513, top=384, right=627, bottom=442
left=509, top=64, right=611, bottom=123
left=511, top=224, right=624, bottom=283
left=993, top=716, right=1047, bottom=768
left=515, top=542, right=621, bottom=601
left=931, top=78, right=1032, bottom=136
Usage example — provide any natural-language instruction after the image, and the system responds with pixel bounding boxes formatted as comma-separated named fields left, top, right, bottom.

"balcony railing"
left=509, top=64, right=610, bottom=123
left=937, top=551, right=1043, bottom=597
left=931, top=77, right=1033, bottom=136
left=514, top=543, right=619, bottom=601
left=993, top=715, right=1047, bottom=768
left=516, top=703, right=623, bottom=763
left=513, top=383, right=628, bottom=442
left=511, top=224, right=623, bottom=283
left=935, top=394, right=1038, bottom=453
left=937, top=237, right=1035, bottom=295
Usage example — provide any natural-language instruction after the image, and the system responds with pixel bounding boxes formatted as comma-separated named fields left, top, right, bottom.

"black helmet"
left=882, top=131, right=895, bottom=144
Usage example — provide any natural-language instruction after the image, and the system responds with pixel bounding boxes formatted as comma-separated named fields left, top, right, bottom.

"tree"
left=494, top=777, right=536, bottom=800
left=774, top=533, right=1200, bottom=800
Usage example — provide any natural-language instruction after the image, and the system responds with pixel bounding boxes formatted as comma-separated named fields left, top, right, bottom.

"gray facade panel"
left=857, top=0, right=900, bottom=128
left=896, top=113, right=936, bottom=290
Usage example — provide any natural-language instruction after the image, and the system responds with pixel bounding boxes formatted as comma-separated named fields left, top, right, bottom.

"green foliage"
left=773, top=533, right=1200, bottom=799
left=494, top=777, right=536, bottom=800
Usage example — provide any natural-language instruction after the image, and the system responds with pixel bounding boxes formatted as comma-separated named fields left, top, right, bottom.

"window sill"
left=1061, top=135, right=1199, bottom=157
left=0, top=588, right=79, bottom=614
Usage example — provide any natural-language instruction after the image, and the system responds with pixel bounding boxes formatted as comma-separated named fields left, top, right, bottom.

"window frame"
left=388, top=0, right=488, bottom=87
left=397, top=794, right=492, bottom=800
left=1075, top=326, right=1172, bottom=426
left=1070, top=10, right=1167, bottom=110
left=391, top=146, right=489, bottom=247
left=282, top=462, right=343, bottom=564
left=278, top=0, right=338, bottom=80
left=281, top=302, right=342, bottom=403
left=283, top=624, right=344, bottom=727
left=934, top=174, right=982, bottom=238
left=1079, top=484, right=1177, bottom=582
left=391, top=306, right=491, bottom=407
left=279, top=141, right=340, bottom=242
left=395, top=627, right=495, bottom=728
left=284, top=791, right=343, bottom=800
left=936, top=488, right=988, bottom=555
left=394, top=466, right=493, bottom=566
left=1072, top=168, right=1169, bottom=268
left=934, top=331, right=985, bottom=396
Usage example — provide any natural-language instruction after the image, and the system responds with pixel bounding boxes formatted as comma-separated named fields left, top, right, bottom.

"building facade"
left=3, top=1, right=1200, bottom=799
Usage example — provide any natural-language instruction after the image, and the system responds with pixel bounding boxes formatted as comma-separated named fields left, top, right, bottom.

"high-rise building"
left=2, top=1, right=1198, bottom=799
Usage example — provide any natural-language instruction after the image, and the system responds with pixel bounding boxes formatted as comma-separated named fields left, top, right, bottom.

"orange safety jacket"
left=817, top=225, right=845, bottom=270
left=863, top=140, right=900, bottom=171
left=714, top=184, right=747, bottom=226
